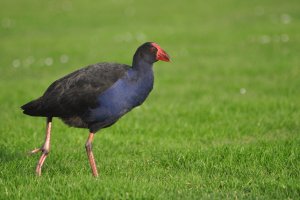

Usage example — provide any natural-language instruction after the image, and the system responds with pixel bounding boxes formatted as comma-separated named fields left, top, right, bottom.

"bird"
left=21, top=42, right=170, bottom=177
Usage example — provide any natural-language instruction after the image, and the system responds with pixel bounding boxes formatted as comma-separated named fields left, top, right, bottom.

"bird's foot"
left=28, top=117, right=52, bottom=176
left=28, top=146, right=50, bottom=176
left=28, top=147, right=49, bottom=155
left=28, top=142, right=50, bottom=155
left=28, top=147, right=42, bottom=155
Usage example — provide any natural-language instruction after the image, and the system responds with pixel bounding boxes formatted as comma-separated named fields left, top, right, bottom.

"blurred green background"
left=0, top=0, right=299, bottom=199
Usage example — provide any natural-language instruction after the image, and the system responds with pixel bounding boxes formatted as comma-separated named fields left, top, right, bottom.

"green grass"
left=1, top=0, right=299, bottom=199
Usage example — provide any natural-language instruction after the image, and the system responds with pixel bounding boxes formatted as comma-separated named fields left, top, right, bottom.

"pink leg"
left=30, top=117, right=52, bottom=176
left=85, top=132, right=99, bottom=177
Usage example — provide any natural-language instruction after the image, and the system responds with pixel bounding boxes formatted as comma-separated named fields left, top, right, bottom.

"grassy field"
left=0, top=0, right=299, bottom=199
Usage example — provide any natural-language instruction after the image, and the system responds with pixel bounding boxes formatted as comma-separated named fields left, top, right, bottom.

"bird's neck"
left=132, top=54, right=153, bottom=72
left=126, top=57, right=153, bottom=85
left=132, top=60, right=153, bottom=72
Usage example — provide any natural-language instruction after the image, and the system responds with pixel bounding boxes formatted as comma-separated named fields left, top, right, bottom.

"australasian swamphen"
left=21, top=42, right=170, bottom=177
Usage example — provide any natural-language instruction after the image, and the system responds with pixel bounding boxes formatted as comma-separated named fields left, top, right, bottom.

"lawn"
left=0, top=0, right=299, bottom=199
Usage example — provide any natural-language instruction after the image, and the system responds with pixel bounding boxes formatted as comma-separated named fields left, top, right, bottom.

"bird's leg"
left=29, top=117, right=52, bottom=176
left=85, top=132, right=99, bottom=177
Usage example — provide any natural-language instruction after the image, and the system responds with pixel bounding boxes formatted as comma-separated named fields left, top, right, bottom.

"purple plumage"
left=21, top=42, right=170, bottom=177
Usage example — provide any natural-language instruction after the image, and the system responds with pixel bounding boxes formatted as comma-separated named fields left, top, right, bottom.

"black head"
left=133, top=42, right=170, bottom=64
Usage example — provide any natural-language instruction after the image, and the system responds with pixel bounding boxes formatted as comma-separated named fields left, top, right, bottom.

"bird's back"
left=21, top=63, right=130, bottom=118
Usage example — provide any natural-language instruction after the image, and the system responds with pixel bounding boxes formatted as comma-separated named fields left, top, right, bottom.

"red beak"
left=151, top=43, right=170, bottom=62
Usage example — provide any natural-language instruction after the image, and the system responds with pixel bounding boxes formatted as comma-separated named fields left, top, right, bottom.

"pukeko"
left=21, top=42, right=170, bottom=177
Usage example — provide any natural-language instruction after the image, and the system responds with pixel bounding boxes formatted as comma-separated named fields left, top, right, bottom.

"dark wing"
left=21, top=62, right=130, bottom=117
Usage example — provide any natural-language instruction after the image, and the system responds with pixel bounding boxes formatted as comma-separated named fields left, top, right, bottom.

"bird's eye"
left=150, top=47, right=156, bottom=53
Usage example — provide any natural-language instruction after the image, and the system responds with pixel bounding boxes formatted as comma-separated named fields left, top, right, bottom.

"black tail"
left=21, top=98, right=46, bottom=116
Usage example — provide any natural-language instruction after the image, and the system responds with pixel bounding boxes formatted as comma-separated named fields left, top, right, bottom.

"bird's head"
left=134, top=42, right=170, bottom=64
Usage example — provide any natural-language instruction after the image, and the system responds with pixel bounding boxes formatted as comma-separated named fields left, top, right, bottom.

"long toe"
left=28, top=148, right=42, bottom=155
left=35, top=153, right=48, bottom=176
